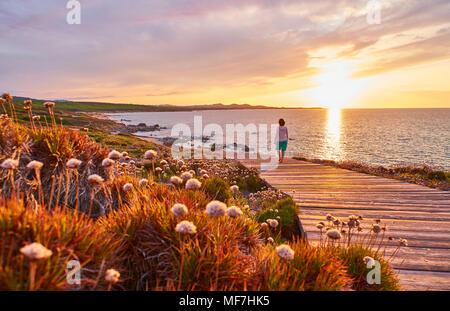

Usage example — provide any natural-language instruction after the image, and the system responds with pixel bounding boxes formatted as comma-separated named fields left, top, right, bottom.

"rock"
left=119, top=123, right=165, bottom=133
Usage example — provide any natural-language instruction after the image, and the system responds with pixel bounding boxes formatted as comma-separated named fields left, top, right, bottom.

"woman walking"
left=277, top=118, right=288, bottom=163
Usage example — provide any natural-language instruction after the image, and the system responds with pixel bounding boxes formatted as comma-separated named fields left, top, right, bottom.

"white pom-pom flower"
left=170, top=176, right=183, bottom=186
left=230, top=185, right=239, bottom=193
left=205, top=200, right=227, bottom=218
left=27, top=160, right=43, bottom=170
left=105, top=269, right=120, bottom=283
left=108, top=150, right=121, bottom=160
left=326, top=229, right=342, bottom=240
left=175, top=220, right=197, bottom=234
left=122, top=183, right=133, bottom=192
left=66, top=158, right=82, bottom=169
left=226, top=206, right=243, bottom=218
left=20, top=242, right=52, bottom=260
left=139, top=179, right=148, bottom=187
left=102, top=158, right=115, bottom=168
left=171, top=203, right=188, bottom=217
left=181, top=171, right=193, bottom=181
left=266, top=219, right=279, bottom=228
left=185, top=178, right=202, bottom=190
left=144, top=150, right=157, bottom=160
left=88, top=174, right=104, bottom=186
left=276, top=244, right=295, bottom=260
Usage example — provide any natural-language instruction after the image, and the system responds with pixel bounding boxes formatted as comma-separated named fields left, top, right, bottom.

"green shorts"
left=277, top=140, right=288, bottom=151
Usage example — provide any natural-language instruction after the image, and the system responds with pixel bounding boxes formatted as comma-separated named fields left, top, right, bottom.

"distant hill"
left=11, top=96, right=322, bottom=113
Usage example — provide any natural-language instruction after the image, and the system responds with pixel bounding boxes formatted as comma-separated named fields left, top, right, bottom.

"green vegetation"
left=335, top=245, right=401, bottom=291
left=293, top=156, right=450, bottom=191
left=202, top=176, right=232, bottom=202
left=257, top=198, right=300, bottom=238
left=261, top=239, right=351, bottom=291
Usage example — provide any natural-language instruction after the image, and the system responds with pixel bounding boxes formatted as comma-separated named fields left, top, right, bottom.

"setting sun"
left=307, top=61, right=369, bottom=108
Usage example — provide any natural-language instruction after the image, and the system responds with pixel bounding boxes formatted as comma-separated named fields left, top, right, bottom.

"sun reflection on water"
left=324, top=108, right=343, bottom=161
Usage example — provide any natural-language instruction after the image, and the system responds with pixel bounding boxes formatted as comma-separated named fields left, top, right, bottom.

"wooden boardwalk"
left=242, top=158, right=450, bottom=291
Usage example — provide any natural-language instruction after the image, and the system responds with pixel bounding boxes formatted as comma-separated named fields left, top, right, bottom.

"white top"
left=278, top=126, right=288, bottom=142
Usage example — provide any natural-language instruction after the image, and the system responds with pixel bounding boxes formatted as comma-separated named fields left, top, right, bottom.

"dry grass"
left=0, top=95, right=402, bottom=291
left=0, top=198, right=124, bottom=290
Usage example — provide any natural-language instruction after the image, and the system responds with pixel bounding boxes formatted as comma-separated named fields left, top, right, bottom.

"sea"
left=107, top=108, right=450, bottom=170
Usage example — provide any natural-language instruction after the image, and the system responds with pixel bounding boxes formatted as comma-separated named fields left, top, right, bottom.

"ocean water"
left=107, top=108, right=450, bottom=170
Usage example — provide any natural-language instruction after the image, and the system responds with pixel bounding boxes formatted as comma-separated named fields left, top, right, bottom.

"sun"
left=307, top=61, right=368, bottom=108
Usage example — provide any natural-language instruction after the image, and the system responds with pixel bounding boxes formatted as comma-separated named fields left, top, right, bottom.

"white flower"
left=205, top=200, right=227, bottom=217
left=160, top=160, right=168, bottom=166
left=20, top=243, right=52, bottom=260
left=105, top=269, right=120, bottom=284
left=155, top=167, right=162, bottom=173
left=43, top=102, right=55, bottom=108
left=226, top=206, right=243, bottom=218
left=26, top=160, right=43, bottom=170
left=202, top=174, right=209, bottom=179
left=144, top=150, right=157, bottom=160
left=66, top=158, right=82, bottom=169
left=185, top=178, right=202, bottom=190
left=170, top=176, right=183, bottom=186
left=1, top=159, right=19, bottom=170
left=181, top=171, right=193, bottom=181
left=266, top=219, right=279, bottom=228
left=171, top=203, right=188, bottom=217
left=276, top=244, right=295, bottom=260
left=363, top=256, right=375, bottom=266
left=123, top=183, right=133, bottom=192
left=121, top=152, right=128, bottom=157
left=108, top=150, right=121, bottom=160
left=267, top=237, right=274, bottom=243
left=138, top=179, right=148, bottom=187
left=88, top=174, right=104, bottom=186
left=102, top=158, right=114, bottom=168
left=230, top=185, right=239, bottom=193
left=175, top=220, right=197, bottom=234
left=326, top=229, right=342, bottom=240
left=32, top=115, right=40, bottom=121
left=261, top=222, right=268, bottom=229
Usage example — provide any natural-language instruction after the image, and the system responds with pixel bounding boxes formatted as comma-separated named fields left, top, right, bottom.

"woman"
left=277, top=118, right=288, bottom=163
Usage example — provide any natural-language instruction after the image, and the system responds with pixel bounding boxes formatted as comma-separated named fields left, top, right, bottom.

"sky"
left=1, top=0, right=450, bottom=108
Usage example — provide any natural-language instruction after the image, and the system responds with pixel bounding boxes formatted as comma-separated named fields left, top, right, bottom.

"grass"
left=260, top=238, right=351, bottom=291
left=202, top=176, right=232, bottom=202
left=257, top=198, right=301, bottom=239
left=0, top=198, right=124, bottom=290
left=293, top=156, right=450, bottom=191
left=0, top=93, right=402, bottom=291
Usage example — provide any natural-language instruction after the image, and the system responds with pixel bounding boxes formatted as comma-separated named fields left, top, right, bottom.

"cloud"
left=0, top=0, right=449, bottom=104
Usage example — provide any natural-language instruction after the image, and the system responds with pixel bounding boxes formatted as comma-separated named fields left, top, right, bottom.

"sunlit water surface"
left=108, top=108, right=450, bottom=170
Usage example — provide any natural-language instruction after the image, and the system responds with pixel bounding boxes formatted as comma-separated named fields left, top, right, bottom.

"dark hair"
left=279, top=118, right=285, bottom=126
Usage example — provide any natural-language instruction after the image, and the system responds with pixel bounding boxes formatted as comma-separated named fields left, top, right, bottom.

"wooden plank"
left=241, top=158, right=450, bottom=290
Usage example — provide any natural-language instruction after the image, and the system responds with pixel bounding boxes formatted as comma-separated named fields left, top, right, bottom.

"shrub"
left=100, top=183, right=263, bottom=290
left=334, top=245, right=400, bottom=291
left=202, top=176, right=231, bottom=202
left=0, top=198, right=124, bottom=290
left=260, top=239, right=351, bottom=291
left=426, top=170, right=447, bottom=181
left=257, top=198, right=300, bottom=238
